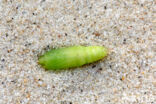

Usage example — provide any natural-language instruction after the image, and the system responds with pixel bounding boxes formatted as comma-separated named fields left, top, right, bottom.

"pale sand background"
left=0, top=0, right=155, bottom=104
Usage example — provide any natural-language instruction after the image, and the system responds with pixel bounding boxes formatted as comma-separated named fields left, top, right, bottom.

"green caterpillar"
left=38, top=46, right=108, bottom=70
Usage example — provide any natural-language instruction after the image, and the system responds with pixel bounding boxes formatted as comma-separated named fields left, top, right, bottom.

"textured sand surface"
left=0, top=0, right=155, bottom=104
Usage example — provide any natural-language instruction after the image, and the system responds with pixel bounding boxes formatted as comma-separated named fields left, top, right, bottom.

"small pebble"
left=154, top=71, right=156, bottom=79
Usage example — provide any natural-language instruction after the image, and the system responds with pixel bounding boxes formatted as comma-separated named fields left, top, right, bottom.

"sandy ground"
left=0, top=0, right=155, bottom=104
